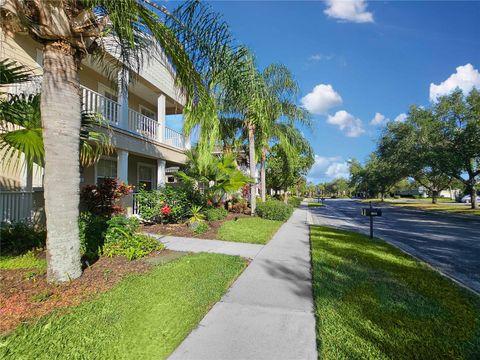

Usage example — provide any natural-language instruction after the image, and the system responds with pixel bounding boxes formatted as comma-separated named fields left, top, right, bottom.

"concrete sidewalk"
left=145, top=234, right=264, bottom=259
left=168, top=208, right=317, bottom=360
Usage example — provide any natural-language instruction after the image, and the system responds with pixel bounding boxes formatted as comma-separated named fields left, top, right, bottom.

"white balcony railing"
left=165, top=127, right=185, bottom=149
left=81, top=86, right=119, bottom=125
left=128, top=109, right=160, bottom=141
left=80, top=86, right=186, bottom=149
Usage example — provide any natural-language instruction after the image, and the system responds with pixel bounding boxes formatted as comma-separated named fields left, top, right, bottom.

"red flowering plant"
left=80, top=178, right=133, bottom=216
left=136, top=185, right=192, bottom=224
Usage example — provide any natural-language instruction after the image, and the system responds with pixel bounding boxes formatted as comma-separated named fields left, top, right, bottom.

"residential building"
left=1, top=31, right=189, bottom=221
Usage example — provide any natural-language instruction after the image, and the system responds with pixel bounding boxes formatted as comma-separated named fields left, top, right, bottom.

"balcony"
left=81, top=86, right=186, bottom=150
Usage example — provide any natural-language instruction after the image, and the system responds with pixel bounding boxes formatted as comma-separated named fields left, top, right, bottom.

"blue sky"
left=170, top=1, right=480, bottom=183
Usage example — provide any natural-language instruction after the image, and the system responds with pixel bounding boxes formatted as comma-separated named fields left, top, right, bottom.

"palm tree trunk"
left=42, top=42, right=82, bottom=283
left=248, top=122, right=256, bottom=215
left=260, top=146, right=267, bottom=202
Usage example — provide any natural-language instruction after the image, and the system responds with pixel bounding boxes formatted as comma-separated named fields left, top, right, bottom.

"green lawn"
left=0, top=251, right=46, bottom=270
left=0, top=253, right=246, bottom=359
left=217, top=217, right=283, bottom=244
left=310, top=226, right=480, bottom=359
left=359, top=198, right=480, bottom=216
left=308, top=203, right=325, bottom=208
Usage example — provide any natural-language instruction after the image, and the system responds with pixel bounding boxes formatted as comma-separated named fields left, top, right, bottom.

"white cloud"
left=308, top=155, right=350, bottom=182
left=393, top=113, right=407, bottom=122
left=430, top=64, right=480, bottom=102
left=309, top=53, right=334, bottom=61
left=370, top=112, right=388, bottom=126
left=327, top=110, right=365, bottom=137
left=324, top=0, right=374, bottom=23
left=301, top=84, right=343, bottom=115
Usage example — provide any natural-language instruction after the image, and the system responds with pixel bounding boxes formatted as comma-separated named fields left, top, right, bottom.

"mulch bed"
left=0, top=250, right=177, bottom=335
left=141, top=212, right=250, bottom=240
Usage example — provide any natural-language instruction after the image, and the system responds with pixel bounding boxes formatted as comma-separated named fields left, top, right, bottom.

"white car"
left=461, top=195, right=480, bottom=203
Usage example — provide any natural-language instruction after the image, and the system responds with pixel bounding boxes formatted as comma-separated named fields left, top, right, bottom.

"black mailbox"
left=361, top=208, right=382, bottom=217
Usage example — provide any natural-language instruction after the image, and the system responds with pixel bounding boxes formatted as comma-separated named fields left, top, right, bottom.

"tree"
left=377, top=107, right=453, bottom=204
left=433, top=89, right=480, bottom=209
left=216, top=51, right=269, bottom=214
left=177, top=149, right=252, bottom=204
left=258, top=64, right=311, bottom=202
left=1, top=0, right=232, bottom=283
left=266, top=141, right=313, bottom=196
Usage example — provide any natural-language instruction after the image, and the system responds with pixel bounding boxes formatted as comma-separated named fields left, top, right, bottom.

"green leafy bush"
left=102, top=215, right=163, bottom=260
left=78, top=212, right=109, bottom=260
left=136, top=185, right=200, bottom=223
left=0, top=222, right=46, bottom=255
left=193, top=222, right=209, bottom=234
left=256, top=200, right=293, bottom=221
left=287, top=197, right=302, bottom=208
left=205, top=207, right=228, bottom=221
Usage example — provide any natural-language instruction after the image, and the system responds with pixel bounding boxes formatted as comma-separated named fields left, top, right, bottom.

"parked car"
left=461, top=195, right=480, bottom=203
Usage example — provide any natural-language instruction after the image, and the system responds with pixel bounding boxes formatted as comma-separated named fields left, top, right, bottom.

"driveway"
left=309, top=199, right=480, bottom=293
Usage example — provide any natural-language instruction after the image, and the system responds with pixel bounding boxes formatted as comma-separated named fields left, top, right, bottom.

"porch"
left=81, top=86, right=188, bottom=150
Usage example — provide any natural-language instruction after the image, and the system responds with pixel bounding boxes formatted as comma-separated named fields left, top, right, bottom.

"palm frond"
left=0, top=59, right=33, bottom=85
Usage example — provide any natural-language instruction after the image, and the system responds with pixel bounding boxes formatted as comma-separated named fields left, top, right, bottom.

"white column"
left=118, top=70, right=129, bottom=130
left=157, top=94, right=166, bottom=142
left=157, top=159, right=166, bottom=189
left=117, top=150, right=129, bottom=184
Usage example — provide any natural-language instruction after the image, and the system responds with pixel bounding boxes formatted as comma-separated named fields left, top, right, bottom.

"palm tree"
left=258, top=64, right=312, bottom=201
left=216, top=51, right=269, bottom=214
left=0, top=60, right=112, bottom=169
left=178, top=149, right=252, bottom=204
left=1, top=0, right=232, bottom=283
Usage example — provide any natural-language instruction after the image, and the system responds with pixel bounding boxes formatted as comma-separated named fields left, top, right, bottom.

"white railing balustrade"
left=0, top=191, right=34, bottom=223
left=128, top=109, right=160, bottom=141
left=80, top=86, right=185, bottom=150
left=81, top=86, right=119, bottom=125
left=165, top=127, right=185, bottom=149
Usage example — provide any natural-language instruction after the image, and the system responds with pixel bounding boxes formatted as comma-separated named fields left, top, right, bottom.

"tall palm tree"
left=1, top=0, right=232, bottom=283
left=216, top=51, right=269, bottom=214
left=257, top=64, right=312, bottom=201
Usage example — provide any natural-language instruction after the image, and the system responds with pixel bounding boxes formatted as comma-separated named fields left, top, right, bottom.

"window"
left=140, top=105, right=156, bottom=120
left=96, top=158, right=117, bottom=185
left=138, top=164, right=155, bottom=191
left=167, top=175, right=176, bottom=184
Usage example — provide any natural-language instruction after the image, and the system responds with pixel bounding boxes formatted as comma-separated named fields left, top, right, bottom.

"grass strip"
left=217, top=217, right=283, bottom=244
left=1, top=253, right=246, bottom=359
left=310, top=225, right=480, bottom=359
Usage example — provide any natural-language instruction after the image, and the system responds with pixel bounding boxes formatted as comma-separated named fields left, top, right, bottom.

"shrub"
left=80, top=178, right=132, bottom=216
left=193, top=221, right=209, bottom=234
left=102, top=215, right=163, bottom=260
left=0, top=222, right=46, bottom=255
left=256, top=200, right=293, bottom=221
left=205, top=207, right=228, bottom=221
left=288, top=197, right=302, bottom=208
left=136, top=185, right=196, bottom=223
left=78, top=212, right=109, bottom=261
left=231, top=198, right=249, bottom=214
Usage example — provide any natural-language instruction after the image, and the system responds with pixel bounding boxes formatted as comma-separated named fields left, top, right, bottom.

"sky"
left=170, top=0, right=480, bottom=183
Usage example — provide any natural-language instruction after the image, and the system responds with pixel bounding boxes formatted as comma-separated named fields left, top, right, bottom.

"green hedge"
left=287, top=197, right=302, bottom=208
left=205, top=207, right=228, bottom=221
left=256, top=200, right=293, bottom=221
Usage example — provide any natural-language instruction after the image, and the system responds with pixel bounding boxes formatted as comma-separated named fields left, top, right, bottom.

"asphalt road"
left=308, top=199, right=480, bottom=294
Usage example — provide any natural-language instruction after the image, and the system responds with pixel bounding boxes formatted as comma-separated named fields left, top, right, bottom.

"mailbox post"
left=361, top=201, right=382, bottom=238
